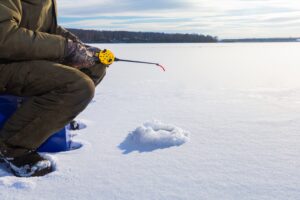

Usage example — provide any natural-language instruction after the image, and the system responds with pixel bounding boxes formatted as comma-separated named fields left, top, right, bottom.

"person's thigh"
left=0, top=60, right=91, bottom=96
left=0, top=60, right=95, bottom=149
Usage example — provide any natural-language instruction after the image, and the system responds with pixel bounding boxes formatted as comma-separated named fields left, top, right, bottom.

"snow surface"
left=1, top=43, right=300, bottom=200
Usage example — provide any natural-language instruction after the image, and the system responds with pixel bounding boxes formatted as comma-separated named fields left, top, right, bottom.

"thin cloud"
left=57, top=0, right=300, bottom=38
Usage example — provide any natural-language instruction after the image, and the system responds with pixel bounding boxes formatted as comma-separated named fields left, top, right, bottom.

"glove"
left=63, top=40, right=97, bottom=69
left=84, top=44, right=100, bottom=54
left=57, top=26, right=84, bottom=44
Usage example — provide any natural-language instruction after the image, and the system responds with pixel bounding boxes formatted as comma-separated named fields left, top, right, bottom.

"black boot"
left=69, top=120, right=80, bottom=130
left=69, top=120, right=87, bottom=130
left=0, top=143, right=53, bottom=177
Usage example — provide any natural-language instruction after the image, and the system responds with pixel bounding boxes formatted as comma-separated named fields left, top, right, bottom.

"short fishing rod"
left=95, top=49, right=166, bottom=72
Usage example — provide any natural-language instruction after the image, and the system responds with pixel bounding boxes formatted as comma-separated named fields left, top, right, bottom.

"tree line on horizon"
left=220, top=37, right=300, bottom=43
left=68, top=28, right=218, bottom=43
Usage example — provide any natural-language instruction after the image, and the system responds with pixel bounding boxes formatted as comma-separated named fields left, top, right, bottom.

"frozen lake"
left=1, top=43, right=300, bottom=200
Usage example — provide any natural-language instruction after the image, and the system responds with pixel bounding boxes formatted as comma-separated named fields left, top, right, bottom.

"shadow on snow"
left=0, top=161, right=12, bottom=177
left=118, top=134, right=178, bottom=154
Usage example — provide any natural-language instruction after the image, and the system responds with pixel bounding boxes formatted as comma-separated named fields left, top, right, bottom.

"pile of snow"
left=132, top=121, right=190, bottom=146
left=119, top=120, right=189, bottom=153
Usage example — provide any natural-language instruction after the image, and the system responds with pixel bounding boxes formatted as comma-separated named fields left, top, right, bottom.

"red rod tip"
left=156, top=64, right=166, bottom=72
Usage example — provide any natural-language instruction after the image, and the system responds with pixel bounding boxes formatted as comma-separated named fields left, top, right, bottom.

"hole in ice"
left=119, top=120, right=190, bottom=154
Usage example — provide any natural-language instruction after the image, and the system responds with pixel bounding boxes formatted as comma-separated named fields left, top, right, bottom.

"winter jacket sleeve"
left=56, top=26, right=82, bottom=43
left=0, top=0, right=66, bottom=61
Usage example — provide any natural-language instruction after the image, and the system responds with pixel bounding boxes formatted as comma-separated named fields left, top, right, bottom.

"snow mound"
left=119, top=120, right=190, bottom=153
left=132, top=121, right=190, bottom=146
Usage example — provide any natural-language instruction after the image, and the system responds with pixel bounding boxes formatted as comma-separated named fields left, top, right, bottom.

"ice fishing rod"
left=95, top=49, right=166, bottom=72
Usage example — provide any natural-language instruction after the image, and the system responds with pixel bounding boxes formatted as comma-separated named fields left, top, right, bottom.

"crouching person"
left=0, top=0, right=107, bottom=177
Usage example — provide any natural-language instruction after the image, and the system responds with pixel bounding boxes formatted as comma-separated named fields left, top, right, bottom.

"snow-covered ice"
left=0, top=176, right=36, bottom=190
left=1, top=43, right=300, bottom=200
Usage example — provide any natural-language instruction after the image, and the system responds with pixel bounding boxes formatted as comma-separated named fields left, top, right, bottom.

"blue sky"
left=57, top=0, right=300, bottom=39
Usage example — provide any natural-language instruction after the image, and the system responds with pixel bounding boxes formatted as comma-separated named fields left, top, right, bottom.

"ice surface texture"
left=119, top=120, right=189, bottom=154
left=2, top=43, right=300, bottom=200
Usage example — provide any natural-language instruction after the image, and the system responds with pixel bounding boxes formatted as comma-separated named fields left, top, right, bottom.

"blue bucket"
left=0, top=95, right=71, bottom=152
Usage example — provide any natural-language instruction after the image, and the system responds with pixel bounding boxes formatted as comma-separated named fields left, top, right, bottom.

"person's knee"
left=70, top=73, right=96, bottom=104
left=61, top=68, right=96, bottom=107
left=76, top=76, right=95, bottom=102
left=80, top=63, right=107, bottom=86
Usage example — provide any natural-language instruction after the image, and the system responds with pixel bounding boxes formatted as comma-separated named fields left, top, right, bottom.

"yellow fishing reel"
left=94, top=49, right=166, bottom=71
left=96, top=49, right=115, bottom=65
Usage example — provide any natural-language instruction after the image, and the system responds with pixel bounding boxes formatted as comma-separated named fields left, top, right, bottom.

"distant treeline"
left=68, top=29, right=218, bottom=43
left=221, top=38, right=300, bottom=43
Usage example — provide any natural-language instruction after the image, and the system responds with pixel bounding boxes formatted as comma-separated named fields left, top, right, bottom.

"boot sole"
left=1, top=158, right=54, bottom=177
left=12, top=166, right=53, bottom=177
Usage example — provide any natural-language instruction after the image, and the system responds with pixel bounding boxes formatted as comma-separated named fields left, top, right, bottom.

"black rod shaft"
left=115, top=58, right=159, bottom=65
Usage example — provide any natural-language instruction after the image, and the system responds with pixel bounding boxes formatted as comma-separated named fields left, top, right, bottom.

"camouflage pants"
left=0, top=60, right=106, bottom=156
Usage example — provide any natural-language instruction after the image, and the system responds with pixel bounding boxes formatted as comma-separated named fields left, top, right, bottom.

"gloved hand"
left=84, top=45, right=113, bottom=66
left=84, top=44, right=101, bottom=55
left=63, top=40, right=97, bottom=69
